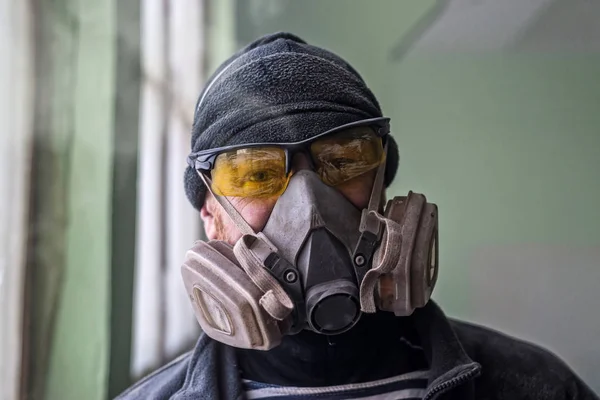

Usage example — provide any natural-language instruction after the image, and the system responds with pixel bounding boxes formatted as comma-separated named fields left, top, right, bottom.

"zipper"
left=423, top=365, right=480, bottom=400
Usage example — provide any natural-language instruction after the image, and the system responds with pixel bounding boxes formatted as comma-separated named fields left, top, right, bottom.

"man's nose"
left=291, top=152, right=312, bottom=173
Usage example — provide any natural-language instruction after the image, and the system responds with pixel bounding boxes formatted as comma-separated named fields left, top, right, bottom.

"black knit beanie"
left=184, top=32, right=399, bottom=211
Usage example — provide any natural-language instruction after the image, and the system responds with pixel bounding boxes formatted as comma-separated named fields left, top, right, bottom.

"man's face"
left=200, top=153, right=380, bottom=244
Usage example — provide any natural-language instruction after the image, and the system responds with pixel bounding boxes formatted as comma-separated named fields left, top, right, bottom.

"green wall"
left=25, top=0, right=139, bottom=398
left=382, top=53, right=600, bottom=307
left=224, top=0, right=600, bottom=391
left=43, top=0, right=116, bottom=395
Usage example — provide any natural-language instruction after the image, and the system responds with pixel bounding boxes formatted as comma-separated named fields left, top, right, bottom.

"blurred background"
left=1, top=0, right=599, bottom=399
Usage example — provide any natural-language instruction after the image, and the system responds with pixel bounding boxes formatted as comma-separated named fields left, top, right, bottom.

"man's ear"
left=200, top=192, right=216, bottom=240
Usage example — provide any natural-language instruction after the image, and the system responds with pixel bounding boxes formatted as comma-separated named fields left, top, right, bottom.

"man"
left=117, top=32, right=597, bottom=399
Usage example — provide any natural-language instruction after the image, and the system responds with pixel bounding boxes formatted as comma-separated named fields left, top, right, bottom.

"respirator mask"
left=182, top=121, right=439, bottom=350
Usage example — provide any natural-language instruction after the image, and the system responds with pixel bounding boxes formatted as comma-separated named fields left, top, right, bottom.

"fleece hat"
left=184, top=32, right=399, bottom=211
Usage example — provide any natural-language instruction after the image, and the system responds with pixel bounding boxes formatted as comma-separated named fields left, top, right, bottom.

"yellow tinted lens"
left=211, top=147, right=289, bottom=198
left=311, top=126, right=385, bottom=186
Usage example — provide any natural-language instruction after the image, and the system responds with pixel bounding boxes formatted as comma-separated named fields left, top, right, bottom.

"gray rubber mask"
left=260, top=170, right=363, bottom=335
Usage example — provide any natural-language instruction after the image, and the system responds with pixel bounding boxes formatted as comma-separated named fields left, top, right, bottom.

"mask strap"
left=352, top=143, right=389, bottom=283
left=358, top=142, right=389, bottom=235
left=196, top=171, right=256, bottom=237
left=234, top=235, right=294, bottom=321
left=359, top=214, right=402, bottom=313
left=366, top=142, right=389, bottom=213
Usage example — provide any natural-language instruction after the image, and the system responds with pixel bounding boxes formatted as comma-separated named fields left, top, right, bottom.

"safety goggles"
left=187, top=118, right=390, bottom=198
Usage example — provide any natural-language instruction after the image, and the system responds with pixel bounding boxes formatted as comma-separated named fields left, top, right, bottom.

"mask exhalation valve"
left=305, top=280, right=361, bottom=334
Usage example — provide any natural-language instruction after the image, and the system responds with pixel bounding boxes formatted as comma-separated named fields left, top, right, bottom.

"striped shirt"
left=243, top=369, right=429, bottom=400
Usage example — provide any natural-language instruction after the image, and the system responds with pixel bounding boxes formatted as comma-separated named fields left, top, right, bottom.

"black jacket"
left=116, top=301, right=598, bottom=399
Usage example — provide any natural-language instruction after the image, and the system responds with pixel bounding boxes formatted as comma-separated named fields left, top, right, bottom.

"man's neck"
left=235, top=311, right=428, bottom=387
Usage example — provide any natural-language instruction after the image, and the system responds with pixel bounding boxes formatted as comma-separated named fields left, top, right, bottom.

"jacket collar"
left=177, top=301, right=481, bottom=400
left=411, top=301, right=481, bottom=399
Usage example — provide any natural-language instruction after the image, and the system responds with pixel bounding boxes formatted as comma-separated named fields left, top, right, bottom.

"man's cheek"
left=337, top=180, right=372, bottom=209
left=236, top=198, right=278, bottom=232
